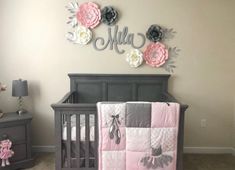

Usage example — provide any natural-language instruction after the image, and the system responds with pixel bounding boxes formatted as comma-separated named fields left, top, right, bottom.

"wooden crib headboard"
left=68, top=74, right=171, bottom=103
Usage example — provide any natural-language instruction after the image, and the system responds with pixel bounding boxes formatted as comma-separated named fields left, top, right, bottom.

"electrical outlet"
left=201, top=119, right=207, bottom=128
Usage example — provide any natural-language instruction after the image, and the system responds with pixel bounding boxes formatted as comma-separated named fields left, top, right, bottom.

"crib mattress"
left=62, top=126, right=95, bottom=141
left=62, top=114, right=95, bottom=141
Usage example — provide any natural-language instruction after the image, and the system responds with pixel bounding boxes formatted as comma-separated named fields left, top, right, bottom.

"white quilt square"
left=126, top=128, right=151, bottom=152
left=102, top=151, right=126, bottom=170
left=151, top=128, right=177, bottom=152
left=100, top=103, right=126, bottom=128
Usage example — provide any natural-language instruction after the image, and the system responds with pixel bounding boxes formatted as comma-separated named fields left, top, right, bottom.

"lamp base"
left=0, top=110, right=4, bottom=119
left=16, top=109, right=27, bottom=116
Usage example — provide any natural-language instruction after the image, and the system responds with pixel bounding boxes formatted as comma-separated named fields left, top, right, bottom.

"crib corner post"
left=94, top=111, right=99, bottom=169
left=55, top=110, right=62, bottom=170
left=177, top=107, right=186, bottom=170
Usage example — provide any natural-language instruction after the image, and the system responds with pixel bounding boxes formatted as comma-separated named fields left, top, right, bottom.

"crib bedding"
left=98, top=102, right=180, bottom=170
left=52, top=74, right=189, bottom=170
left=62, top=114, right=95, bottom=141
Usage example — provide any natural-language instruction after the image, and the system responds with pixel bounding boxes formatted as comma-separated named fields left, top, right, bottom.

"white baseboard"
left=32, top=145, right=235, bottom=155
left=32, top=145, right=55, bottom=153
left=232, top=148, right=235, bottom=156
left=184, top=147, right=234, bottom=154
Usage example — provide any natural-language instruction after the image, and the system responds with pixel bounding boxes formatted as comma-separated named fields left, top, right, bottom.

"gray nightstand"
left=0, top=112, right=34, bottom=170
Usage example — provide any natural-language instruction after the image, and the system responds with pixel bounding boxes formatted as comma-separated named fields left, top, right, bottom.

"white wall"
left=0, top=0, right=235, bottom=148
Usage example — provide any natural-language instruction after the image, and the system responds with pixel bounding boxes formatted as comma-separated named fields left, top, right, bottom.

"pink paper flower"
left=0, top=83, right=7, bottom=92
left=144, top=42, right=168, bottom=67
left=76, top=2, right=101, bottom=29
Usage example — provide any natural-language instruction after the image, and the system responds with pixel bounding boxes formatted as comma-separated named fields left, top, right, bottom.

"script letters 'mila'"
left=93, top=25, right=146, bottom=54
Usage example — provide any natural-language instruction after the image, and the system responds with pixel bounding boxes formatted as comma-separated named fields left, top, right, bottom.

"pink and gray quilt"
left=97, top=102, right=180, bottom=170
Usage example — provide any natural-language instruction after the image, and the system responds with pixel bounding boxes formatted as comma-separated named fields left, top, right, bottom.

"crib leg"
left=55, top=111, right=62, bottom=170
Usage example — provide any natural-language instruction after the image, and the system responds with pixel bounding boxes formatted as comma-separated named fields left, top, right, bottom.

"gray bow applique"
left=109, top=114, right=121, bottom=144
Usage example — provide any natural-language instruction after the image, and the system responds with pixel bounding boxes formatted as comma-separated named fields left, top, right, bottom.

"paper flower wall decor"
left=101, top=6, right=119, bottom=26
left=162, top=47, right=180, bottom=73
left=66, top=2, right=79, bottom=28
left=126, top=49, right=143, bottom=68
left=76, top=2, right=101, bottom=29
left=65, top=1, right=180, bottom=73
left=144, top=42, right=168, bottom=67
left=66, top=26, right=92, bottom=45
left=146, top=25, right=164, bottom=42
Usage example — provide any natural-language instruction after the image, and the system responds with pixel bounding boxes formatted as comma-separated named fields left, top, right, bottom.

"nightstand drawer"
left=0, top=112, right=33, bottom=169
left=0, top=125, right=26, bottom=142
left=11, top=144, right=27, bottom=162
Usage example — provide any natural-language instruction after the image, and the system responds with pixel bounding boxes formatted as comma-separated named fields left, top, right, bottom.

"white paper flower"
left=66, top=2, right=79, bottom=28
left=126, top=49, right=143, bottom=68
left=66, top=26, right=92, bottom=45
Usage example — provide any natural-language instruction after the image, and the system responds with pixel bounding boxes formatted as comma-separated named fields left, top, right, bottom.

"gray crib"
left=51, top=74, right=188, bottom=170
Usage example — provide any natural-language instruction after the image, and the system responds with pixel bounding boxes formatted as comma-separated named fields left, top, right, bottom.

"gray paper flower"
left=146, top=25, right=164, bottom=42
left=101, top=6, right=118, bottom=26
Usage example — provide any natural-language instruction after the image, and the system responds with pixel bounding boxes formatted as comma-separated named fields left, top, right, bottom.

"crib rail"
left=52, top=92, right=98, bottom=170
left=56, top=91, right=79, bottom=104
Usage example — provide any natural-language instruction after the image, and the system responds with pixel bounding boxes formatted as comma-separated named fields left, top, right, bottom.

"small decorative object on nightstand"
left=0, top=82, right=7, bottom=119
left=0, top=112, right=34, bottom=169
left=12, top=79, right=28, bottom=115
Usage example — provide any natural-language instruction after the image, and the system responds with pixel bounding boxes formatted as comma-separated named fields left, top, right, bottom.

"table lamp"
left=0, top=82, right=7, bottom=118
left=12, top=79, right=28, bottom=115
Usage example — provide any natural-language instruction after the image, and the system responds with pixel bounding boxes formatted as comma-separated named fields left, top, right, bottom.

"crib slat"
left=85, top=113, right=90, bottom=167
left=66, top=114, right=72, bottom=168
left=76, top=114, right=80, bottom=168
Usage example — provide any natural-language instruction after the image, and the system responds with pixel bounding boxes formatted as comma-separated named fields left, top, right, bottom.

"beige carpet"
left=184, top=154, right=235, bottom=170
left=25, top=153, right=235, bottom=170
left=25, top=153, right=55, bottom=170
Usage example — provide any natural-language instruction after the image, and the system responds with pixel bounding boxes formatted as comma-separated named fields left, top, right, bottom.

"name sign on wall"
left=65, top=1, right=179, bottom=72
left=93, top=25, right=146, bottom=54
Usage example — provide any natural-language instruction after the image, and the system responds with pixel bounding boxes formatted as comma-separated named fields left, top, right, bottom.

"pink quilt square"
left=101, top=127, right=126, bottom=151
left=126, top=151, right=176, bottom=170
left=151, top=102, right=180, bottom=128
